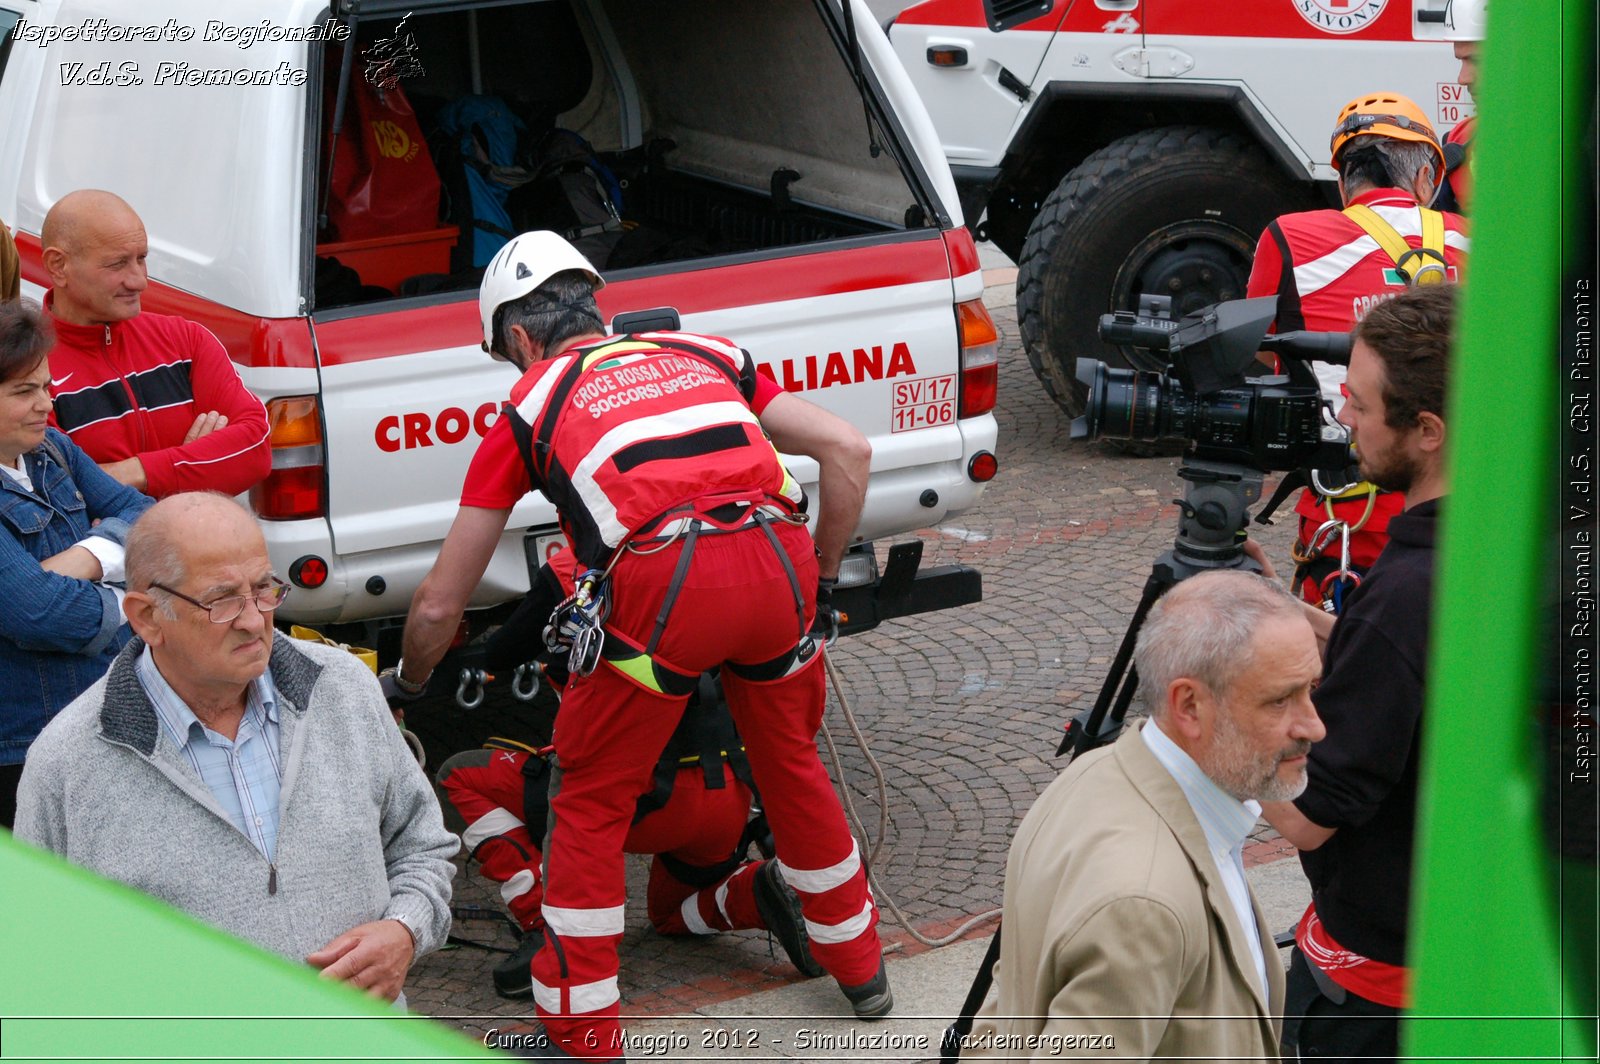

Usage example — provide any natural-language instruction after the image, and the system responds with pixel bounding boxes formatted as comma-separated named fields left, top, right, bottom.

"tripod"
left=1057, top=458, right=1265, bottom=758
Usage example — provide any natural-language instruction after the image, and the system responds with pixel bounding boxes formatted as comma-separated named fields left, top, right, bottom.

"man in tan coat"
left=967, top=570, right=1324, bottom=1061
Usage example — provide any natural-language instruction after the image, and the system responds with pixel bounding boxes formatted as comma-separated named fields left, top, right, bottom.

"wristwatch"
left=392, top=659, right=429, bottom=696
left=390, top=910, right=420, bottom=948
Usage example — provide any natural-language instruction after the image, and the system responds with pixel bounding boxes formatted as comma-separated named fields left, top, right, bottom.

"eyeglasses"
left=150, top=577, right=291, bottom=623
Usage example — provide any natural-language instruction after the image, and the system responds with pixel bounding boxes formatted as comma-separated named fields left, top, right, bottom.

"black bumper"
left=832, top=540, right=983, bottom=637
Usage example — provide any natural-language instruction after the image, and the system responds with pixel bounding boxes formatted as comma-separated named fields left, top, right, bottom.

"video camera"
left=1074, top=295, right=1354, bottom=474
left=1052, top=296, right=1360, bottom=761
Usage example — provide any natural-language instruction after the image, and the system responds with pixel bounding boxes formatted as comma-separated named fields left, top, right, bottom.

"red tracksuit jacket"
left=45, top=301, right=271, bottom=498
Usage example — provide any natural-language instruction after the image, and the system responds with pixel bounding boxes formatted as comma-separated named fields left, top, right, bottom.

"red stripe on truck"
left=943, top=228, right=982, bottom=277
left=1143, top=0, right=1419, bottom=41
left=19, top=230, right=954, bottom=368
left=897, top=0, right=1420, bottom=40
left=895, top=0, right=1064, bottom=32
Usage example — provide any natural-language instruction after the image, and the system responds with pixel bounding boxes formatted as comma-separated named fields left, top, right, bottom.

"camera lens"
left=1073, top=358, right=1181, bottom=443
left=1098, top=368, right=1172, bottom=439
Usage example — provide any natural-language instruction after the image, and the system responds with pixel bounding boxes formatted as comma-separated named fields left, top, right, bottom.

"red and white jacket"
left=1246, top=187, right=1470, bottom=333
left=1441, top=117, right=1475, bottom=213
left=44, top=298, right=271, bottom=498
left=490, top=331, right=803, bottom=569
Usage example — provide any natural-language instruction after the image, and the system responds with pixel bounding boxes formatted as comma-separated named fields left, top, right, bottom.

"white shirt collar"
left=1142, top=717, right=1270, bottom=999
left=1141, top=717, right=1261, bottom=855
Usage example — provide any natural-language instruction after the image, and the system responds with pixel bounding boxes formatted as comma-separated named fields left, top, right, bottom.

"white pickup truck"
left=1, top=0, right=1000, bottom=656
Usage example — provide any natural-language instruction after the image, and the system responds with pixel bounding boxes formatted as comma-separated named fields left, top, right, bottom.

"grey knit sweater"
left=15, top=635, right=457, bottom=966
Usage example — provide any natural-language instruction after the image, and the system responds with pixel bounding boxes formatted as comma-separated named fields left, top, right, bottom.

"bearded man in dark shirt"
left=1259, top=284, right=1457, bottom=1062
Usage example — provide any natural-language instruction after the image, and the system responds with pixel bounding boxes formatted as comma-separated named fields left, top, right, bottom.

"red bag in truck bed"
left=322, top=76, right=442, bottom=242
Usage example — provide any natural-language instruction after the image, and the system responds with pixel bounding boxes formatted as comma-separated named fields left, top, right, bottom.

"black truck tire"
left=1016, top=125, right=1313, bottom=421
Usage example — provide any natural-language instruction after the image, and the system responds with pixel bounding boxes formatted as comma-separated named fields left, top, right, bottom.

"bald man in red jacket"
left=39, top=190, right=269, bottom=497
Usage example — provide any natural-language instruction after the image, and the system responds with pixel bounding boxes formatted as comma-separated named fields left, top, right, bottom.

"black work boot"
left=492, top=927, right=545, bottom=1000
left=751, top=860, right=824, bottom=977
left=838, top=959, right=894, bottom=1019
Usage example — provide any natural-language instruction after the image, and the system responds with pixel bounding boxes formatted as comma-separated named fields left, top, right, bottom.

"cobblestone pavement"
left=400, top=274, right=1301, bottom=1042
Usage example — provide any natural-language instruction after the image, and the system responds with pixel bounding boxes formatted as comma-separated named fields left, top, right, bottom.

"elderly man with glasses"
left=16, top=492, right=458, bottom=1005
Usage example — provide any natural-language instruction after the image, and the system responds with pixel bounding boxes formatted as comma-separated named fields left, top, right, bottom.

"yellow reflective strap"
left=1320, top=481, right=1381, bottom=532
left=1344, top=204, right=1449, bottom=286
left=1414, top=208, right=1448, bottom=284
left=607, top=649, right=667, bottom=694
left=1343, top=203, right=1413, bottom=267
left=1321, top=478, right=1381, bottom=503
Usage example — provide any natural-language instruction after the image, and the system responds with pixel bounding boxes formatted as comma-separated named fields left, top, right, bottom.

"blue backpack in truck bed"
left=433, top=95, right=525, bottom=269
left=433, top=95, right=625, bottom=270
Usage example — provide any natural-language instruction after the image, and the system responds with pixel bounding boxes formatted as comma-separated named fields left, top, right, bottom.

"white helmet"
left=1439, top=0, right=1486, bottom=41
left=478, top=231, right=605, bottom=358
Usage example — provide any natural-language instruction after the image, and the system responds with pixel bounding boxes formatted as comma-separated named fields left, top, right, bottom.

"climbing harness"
left=1342, top=203, right=1451, bottom=286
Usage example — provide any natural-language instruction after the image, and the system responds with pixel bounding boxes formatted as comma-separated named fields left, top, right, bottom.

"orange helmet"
left=1330, top=92, right=1444, bottom=178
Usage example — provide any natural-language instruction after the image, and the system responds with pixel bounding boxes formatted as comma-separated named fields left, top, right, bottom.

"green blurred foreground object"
left=0, top=832, right=498, bottom=1061
left=1407, top=0, right=1598, bottom=1060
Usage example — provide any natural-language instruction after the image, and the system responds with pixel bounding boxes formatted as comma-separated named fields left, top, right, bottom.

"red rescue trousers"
left=437, top=748, right=765, bottom=934
left=531, top=521, right=882, bottom=1059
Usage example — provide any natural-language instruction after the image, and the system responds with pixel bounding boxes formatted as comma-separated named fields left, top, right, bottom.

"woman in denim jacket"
left=0, top=302, right=152, bottom=825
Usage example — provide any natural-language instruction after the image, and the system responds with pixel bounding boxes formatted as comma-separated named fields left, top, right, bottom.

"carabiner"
left=456, top=667, right=487, bottom=710
left=819, top=606, right=840, bottom=647
left=1307, top=518, right=1345, bottom=558
left=1310, top=467, right=1360, bottom=498
left=511, top=662, right=541, bottom=702
left=570, top=625, right=604, bottom=677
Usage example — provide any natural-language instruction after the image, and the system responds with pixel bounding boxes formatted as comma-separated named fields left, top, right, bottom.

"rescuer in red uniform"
left=1246, top=92, right=1467, bottom=611
left=431, top=551, right=822, bottom=1001
left=1433, top=0, right=1484, bottom=214
left=390, top=232, right=886, bottom=1059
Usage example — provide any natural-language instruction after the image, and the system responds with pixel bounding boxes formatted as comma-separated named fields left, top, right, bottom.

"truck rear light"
left=957, top=299, right=999, bottom=418
left=290, top=555, right=329, bottom=589
left=252, top=396, right=326, bottom=521
left=835, top=550, right=879, bottom=589
left=968, top=451, right=999, bottom=482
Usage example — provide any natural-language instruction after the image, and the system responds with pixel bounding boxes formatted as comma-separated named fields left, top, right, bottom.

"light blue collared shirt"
left=1141, top=718, right=1268, bottom=997
left=141, top=647, right=284, bottom=861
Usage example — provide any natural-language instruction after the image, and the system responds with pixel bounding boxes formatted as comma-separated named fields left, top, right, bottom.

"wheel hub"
left=1112, top=221, right=1254, bottom=369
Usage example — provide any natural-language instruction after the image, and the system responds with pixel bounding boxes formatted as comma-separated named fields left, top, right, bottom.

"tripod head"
left=1057, top=457, right=1264, bottom=759
left=1170, top=459, right=1265, bottom=574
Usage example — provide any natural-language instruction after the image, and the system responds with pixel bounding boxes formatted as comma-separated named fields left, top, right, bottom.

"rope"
left=820, top=653, right=1002, bottom=951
